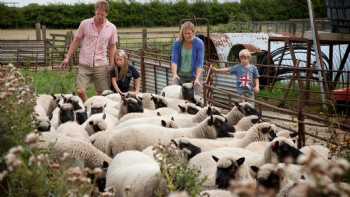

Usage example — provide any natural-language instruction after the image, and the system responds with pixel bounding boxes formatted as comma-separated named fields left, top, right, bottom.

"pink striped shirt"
left=75, top=18, right=118, bottom=67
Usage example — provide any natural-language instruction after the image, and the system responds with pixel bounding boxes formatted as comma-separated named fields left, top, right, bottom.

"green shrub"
left=153, top=144, right=207, bottom=197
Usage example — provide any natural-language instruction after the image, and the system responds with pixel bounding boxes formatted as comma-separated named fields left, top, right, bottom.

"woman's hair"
left=239, top=49, right=252, bottom=59
left=95, top=0, right=109, bottom=13
left=115, top=50, right=129, bottom=80
left=179, top=21, right=195, bottom=42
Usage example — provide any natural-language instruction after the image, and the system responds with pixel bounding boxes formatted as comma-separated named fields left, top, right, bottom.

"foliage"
left=0, top=0, right=327, bottom=29
left=153, top=144, right=207, bottom=197
left=21, top=69, right=96, bottom=97
left=0, top=64, right=36, bottom=157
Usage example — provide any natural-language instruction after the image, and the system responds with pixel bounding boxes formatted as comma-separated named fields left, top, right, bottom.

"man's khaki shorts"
left=76, top=65, right=110, bottom=92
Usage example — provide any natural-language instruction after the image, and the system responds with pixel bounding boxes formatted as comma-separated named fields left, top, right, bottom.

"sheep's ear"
left=250, top=166, right=259, bottom=178
left=236, top=157, right=245, bottom=166
left=171, top=116, right=174, bottom=121
left=208, top=115, right=214, bottom=126
left=102, top=161, right=109, bottom=169
left=271, top=141, right=279, bottom=152
left=170, top=139, right=178, bottom=147
left=104, top=104, right=107, bottom=109
left=206, top=106, right=212, bottom=115
left=51, top=94, right=57, bottom=100
left=157, top=112, right=161, bottom=116
left=290, top=132, right=298, bottom=138
left=276, top=168, right=285, bottom=180
left=212, top=155, right=219, bottom=162
left=91, top=139, right=96, bottom=144
left=161, top=92, right=165, bottom=97
left=102, top=113, right=106, bottom=120
left=161, top=120, right=167, bottom=127
left=89, top=121, right=94, bottom=125
left=233, top=101, right=240, bottom=107
left=178, top=104, right=186, bottom=112
left=72, top=91, right=76, bottom=96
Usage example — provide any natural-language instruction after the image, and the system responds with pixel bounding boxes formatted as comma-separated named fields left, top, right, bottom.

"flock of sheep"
left=32, top=83, right=349, bottom=197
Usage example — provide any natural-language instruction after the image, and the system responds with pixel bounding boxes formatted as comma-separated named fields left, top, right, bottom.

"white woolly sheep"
left=50, top=103, right=75, bottom=130
left=55, top=121, right=90, bottom=142
left=90, top=131, right=113, bottom=154
left=107, top=115, right=234, bottom=157
left=173, top=122, right=278, bottom=152
left=300, top=144, right=329, bottom=161
left=82, top=112, right=118, bottom=135
left=160, top=84, right=183, bottom=99
left=36, top=94, right=59, bottom=118
left=234, top=115, right=261, bottom=132
left=36, top=132, right=112, bottom=168
left=105, top=150, right=165, bottom=197
left=225, top=102, right=260, bottom=126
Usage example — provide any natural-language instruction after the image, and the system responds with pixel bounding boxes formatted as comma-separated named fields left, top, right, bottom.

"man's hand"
left=61, top=57, right=70, bottom=69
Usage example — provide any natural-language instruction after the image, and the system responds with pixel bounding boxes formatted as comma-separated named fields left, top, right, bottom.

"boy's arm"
left=254, top=78, right=260, bottom=94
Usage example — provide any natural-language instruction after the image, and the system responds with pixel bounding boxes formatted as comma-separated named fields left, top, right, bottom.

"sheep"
left=173, top=122, right=278, bottom=152
left=187, top=137, right=303, bottom=188
left=300, top=144, right=329, bottom=161
left=160, top=84, right=182, bottom=99
left=84, top=95, right=109, bottom=116
left=83, top=112, right=119, bottom=135
left=101, top=89, right=114, bottom=96
left=105, top=150, right=165, bottom=197
left=213, top=156, right=253, bottom=189
left=116, top=105, right=221, bottom=129
left=90, top=131, right=113, bottom=154
left=199, top=189, right=234, bottom=197
left=34, top=103, right=52, bottom=131
left=36, top=94, right=59, bottom=118
left=107, top=115, right=234, bottom=157
left=55, top=121, right=90, bottom=142
left=50, top=103, right=75, bottom=130
left=140, top=93, right=156, bottom=110
left=234, top=115, right=261, bottom=132
left=118, top=94, right=144, bottom=119
left=35, top=132, right=112, bottom=168
left=225, top=102, right=260, bottom=126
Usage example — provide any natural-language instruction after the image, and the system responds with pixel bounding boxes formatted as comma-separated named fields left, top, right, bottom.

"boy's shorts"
left=76, top=65, right=110, bottom=92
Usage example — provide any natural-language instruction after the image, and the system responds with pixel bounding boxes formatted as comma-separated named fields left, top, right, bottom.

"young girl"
left=110, top=50, right=140, bottom=96
left=212, top=49, right=260, bottom=103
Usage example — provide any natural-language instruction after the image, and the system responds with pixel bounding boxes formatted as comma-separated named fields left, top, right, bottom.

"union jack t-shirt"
left=229, top=64, right=260, bottom=96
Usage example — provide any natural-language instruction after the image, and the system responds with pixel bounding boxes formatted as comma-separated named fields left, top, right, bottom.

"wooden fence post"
left=35, top=22, right=41, bottom=40
left=141, top=28, right=147, bottom=92
left=42, top=25, right=47, bottom=66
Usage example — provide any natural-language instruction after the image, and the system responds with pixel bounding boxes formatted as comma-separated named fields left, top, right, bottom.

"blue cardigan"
left=171, top=37, right=205, bottom=78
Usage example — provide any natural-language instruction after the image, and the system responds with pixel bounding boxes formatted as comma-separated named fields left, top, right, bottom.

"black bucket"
left=326, top=0, right=350, bottom=33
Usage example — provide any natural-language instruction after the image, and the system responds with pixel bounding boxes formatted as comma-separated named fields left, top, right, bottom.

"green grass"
left=21, top=69, right=96, bottom=97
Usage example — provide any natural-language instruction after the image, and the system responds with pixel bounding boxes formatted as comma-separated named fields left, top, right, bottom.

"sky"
left=2, top=0, right=240, bottom=7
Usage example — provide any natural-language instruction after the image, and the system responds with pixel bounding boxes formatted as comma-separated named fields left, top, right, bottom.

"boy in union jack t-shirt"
left=212, top=49, right=260, bottom=102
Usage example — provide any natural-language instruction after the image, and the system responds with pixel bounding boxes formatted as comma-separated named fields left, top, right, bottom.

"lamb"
left=118, top=94, right=144, bottom=119
left=151, top=94, right=187, bottom=110
left=213, top=156, right=253, bottom=189
left=84, top=95, right=109, bottom=116
left=116, top=105, right=220, bottom=129
left=140, top=93, right=156, bottom=110
left=83, top=111, right=119, bottom=135
left=225, top=102, right=260, bottom=126
left=34, top=103, right=51, bottom=131
left=105, top=150, right=165, bottom=197
left=187, top=137, right=302, bottom=188
left=107, top=115, right=234, bottom=157
left=35, top=132, right=112, bottom=168
left=90, top=130, right=113, bottom=154
left=173, top=122, right=278, bottom=152
left=300, top=144, right=329, bottom=161
left=55, top=121, right=90, bottom=142
left=50, top=103, right=75, bottom=130
left=36, top=94, right=59, bottom=118
left=234, top=115, right=261, bottom=132
left=160, top=84, right=182, bottom=99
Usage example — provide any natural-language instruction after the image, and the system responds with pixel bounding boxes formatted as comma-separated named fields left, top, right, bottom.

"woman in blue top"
left=110, top=50, right=140, bottom=96
left=171, top=21, right=205, bottom=91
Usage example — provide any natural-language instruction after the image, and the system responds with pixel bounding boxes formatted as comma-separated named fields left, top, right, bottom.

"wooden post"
left=42, top=25, right=47, bottom=66
left=35, top=22, right=41, bottom=40
left=142, top=28, right=147, bottom=49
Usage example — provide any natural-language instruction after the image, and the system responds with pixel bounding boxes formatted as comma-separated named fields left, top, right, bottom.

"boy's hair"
left=179, top=21, right=195, bottom=42
left=239, top=49, right=251, bottom=58
left=95, top=0, right=109, bottom=13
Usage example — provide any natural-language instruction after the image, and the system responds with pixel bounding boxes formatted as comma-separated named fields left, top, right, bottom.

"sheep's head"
left=102, top=90, right=114, bottom=96
left=151, top=94, right=168, bottom=109
left=206, top=106, right=222, bottom=116
left=213, top=156, right=245, bottom=189
left=161, top=117, right=178, bottom=128
left=171, top=139, right=201, bottom=160
left=194, top=95, right=204, bottom=107
left=207, top=115, right=235, bottom=138
left=87, top=161, right=109, bottom=192
left=181, top=82, right=195, bottom=102
left=86, top=114, right=107, bottom=134
left=270, top=137, right=302, bottom=163
left=75, top=110, right=88, bottom=125
left=234, top=101, right=260, bottom=117
left=59, top=103, right=75, bottom=124
left=178, top=102, right=201, bottom=115
left=66, top=95, right=84, bottom=111
left=122, top=95, right=144, bottom=113
left=254, top=122, right=278, bottom=142
left=36, top=116, right=51, bottom=132
left=91, top=103, right=106, bottom=115
left=250, top=164, right=284, bottom=193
